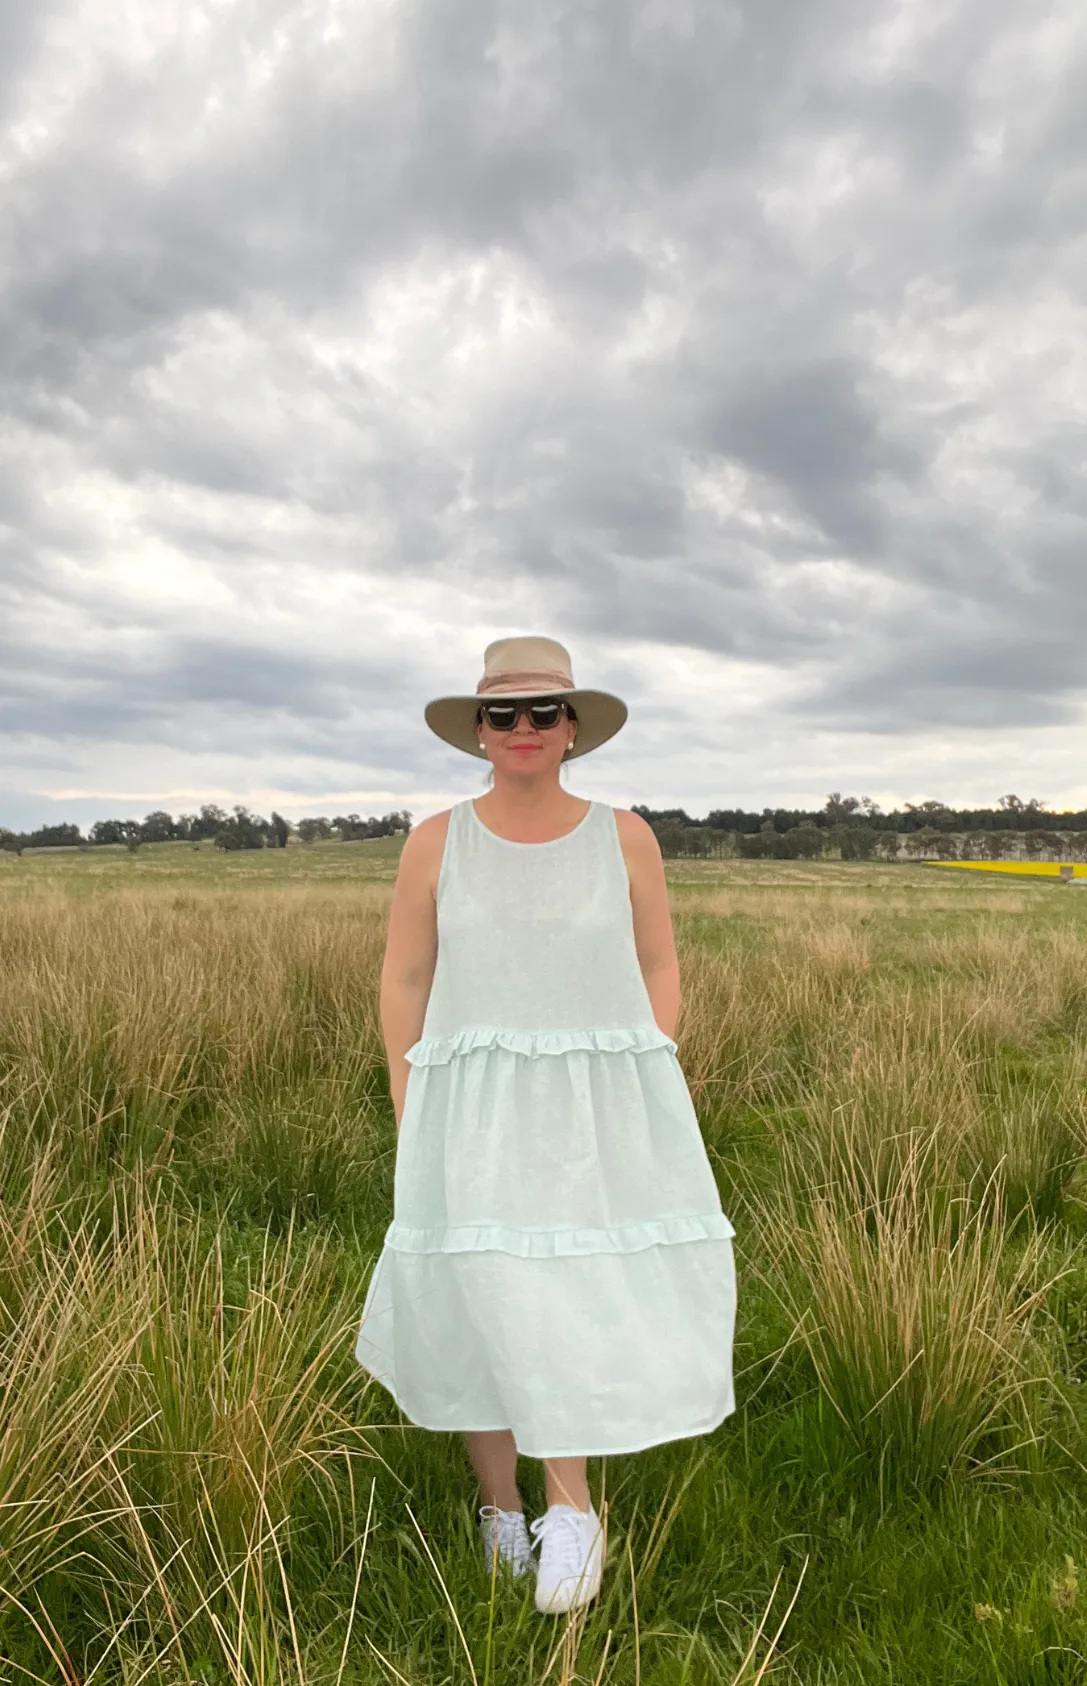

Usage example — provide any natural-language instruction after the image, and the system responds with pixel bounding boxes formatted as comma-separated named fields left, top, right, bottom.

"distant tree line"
left=632, top=794, right=1087, bottom=862
left=295, top=811, right=413, bottom=844
left=6, top=790, right=1084, bottom=863
left=0, top=806, right=413, bottom=856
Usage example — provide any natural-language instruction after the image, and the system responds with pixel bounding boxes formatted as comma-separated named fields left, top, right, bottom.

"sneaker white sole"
left=534, top=1560, right=603, bottom=1614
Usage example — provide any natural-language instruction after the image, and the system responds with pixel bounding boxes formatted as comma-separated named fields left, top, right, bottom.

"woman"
left=356, top=635, right=736, bottom=1615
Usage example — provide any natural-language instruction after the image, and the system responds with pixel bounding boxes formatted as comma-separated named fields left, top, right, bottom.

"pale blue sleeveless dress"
left=355, top=799, right=737, bottom=1459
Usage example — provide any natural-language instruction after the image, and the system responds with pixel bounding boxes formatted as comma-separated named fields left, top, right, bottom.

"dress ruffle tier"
left=358, top=1241, right=736, bottom=1458
left=405, top=1024, right=680, bottom=1063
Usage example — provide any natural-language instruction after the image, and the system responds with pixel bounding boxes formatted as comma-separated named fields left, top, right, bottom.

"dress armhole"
left=603, top=805, right=636, bottom=900
left=433, top=803, right=460, bottom=913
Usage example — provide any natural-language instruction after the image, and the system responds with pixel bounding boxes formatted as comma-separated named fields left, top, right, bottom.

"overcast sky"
left=2, top=0, right=1086, bottom=830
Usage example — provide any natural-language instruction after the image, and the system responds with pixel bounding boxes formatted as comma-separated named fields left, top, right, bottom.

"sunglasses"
left=477, top=697, right=571, bottom=732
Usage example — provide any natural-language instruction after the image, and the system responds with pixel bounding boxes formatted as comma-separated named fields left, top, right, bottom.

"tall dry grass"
left=0, top=891, right=390, bottom=1218
left=675, top=898, right=1086, bottom=1492
left=0, top=892, right=396, bottom=1671
left=675, top=923, right=870, bottom=1110
left=0, top=889, right=388, bottom=1093
left=758, top=1126, right=1058, bottom=1486
left=0, top=1175, right=376, bottom=1661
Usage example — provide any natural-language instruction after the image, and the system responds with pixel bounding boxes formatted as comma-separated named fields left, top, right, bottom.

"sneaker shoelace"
left=480, top=1505, right=534, bottom=1574
left=529, top=1507, right=596, bottom=1579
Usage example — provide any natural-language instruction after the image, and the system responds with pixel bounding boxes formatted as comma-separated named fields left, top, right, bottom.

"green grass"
left=3, top=849, right=1087, bottom=1682
left=0, top=834, right=406, bottom=897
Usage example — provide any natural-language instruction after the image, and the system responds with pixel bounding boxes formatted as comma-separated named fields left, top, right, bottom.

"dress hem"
left=356, top=1373, right=737, bottom=1460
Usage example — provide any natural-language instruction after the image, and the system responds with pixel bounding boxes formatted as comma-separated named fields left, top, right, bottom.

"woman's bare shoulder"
left=397, top=808, right=454, bottom=886
left=612, top=807, right=662, bottom=856
left=610, top=808, right=664, bottom=893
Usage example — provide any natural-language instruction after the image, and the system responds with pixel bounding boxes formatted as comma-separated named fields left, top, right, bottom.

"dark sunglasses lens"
left=481, top=699, right=565, bottom=730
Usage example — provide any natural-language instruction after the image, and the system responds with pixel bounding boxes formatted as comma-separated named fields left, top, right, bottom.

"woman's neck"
left=474, top=778, right=591, bottom=842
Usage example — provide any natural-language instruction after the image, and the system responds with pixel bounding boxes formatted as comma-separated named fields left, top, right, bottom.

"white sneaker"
left=530, top=1505, right=604, bottom=1614
left=478, top=1505, right=536, bottom=1579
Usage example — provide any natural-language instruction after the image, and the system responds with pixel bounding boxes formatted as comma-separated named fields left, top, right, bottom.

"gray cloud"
left=2, top=0, right=1087, bottom=825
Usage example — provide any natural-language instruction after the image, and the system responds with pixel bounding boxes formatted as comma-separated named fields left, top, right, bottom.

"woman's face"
left=477, top=700, right=577, bottom=780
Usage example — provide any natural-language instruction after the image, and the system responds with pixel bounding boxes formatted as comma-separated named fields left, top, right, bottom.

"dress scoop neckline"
left=468, top=798, right=596, bottom=849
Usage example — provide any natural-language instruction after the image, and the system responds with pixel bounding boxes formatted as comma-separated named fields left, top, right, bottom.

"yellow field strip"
left=924, top=860, right=1087, bottom=878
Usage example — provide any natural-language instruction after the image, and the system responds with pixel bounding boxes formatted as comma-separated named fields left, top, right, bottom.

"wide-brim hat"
left=425, top=635, right=627, bottom=760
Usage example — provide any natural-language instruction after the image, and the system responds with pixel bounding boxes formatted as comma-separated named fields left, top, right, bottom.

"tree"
left=873, top=831, right=901, bottom=862
left=681, top=826, right=713, bottom=858
left=270, top=811, right=291, bottom=849
left=140, top=810, right=177, bottom=844
left=213, top=807, right=269, bottom=851
left=824, top=793, right=861, bottom=825
left=632, top=805, right=699, bottom=829
left=90, top=819, right=132, bottom=845
left=904, top=800, right=955, bottom=832
left=929, top=831, right=961, bottom=861
left=791, top=828, right=826, bottom=860
left=840, top=825, right=877, bottom=861
left=297, top=817, right=332, bottom=844
left=903, top=828, right=941, bottom=860
left=654, top=820, right=689, bottom=858
left=704, top=809, right=762, bottom=834
left=191, top=804, right=230, bottom=842
left=998, top=795, right=1044, bottom=827
left=1031, top=830, right=1063, bottom=861
left=827, top=823, right=876, bottom=860
left=901, top=827, right=958, bottom=861
left=24, top=824, right=84, bottom=849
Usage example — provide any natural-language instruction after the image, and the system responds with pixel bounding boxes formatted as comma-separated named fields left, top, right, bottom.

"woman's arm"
left=380, top=813, right=448, bottom=1126
left=613, top=809, right=681, bottom=1039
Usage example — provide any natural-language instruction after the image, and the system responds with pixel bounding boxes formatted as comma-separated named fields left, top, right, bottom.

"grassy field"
left=3, top=840, right=1087, bottom=1683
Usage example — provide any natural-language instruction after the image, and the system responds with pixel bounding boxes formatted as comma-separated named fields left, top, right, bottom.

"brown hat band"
left=477, top=668, right=575, bottom=695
